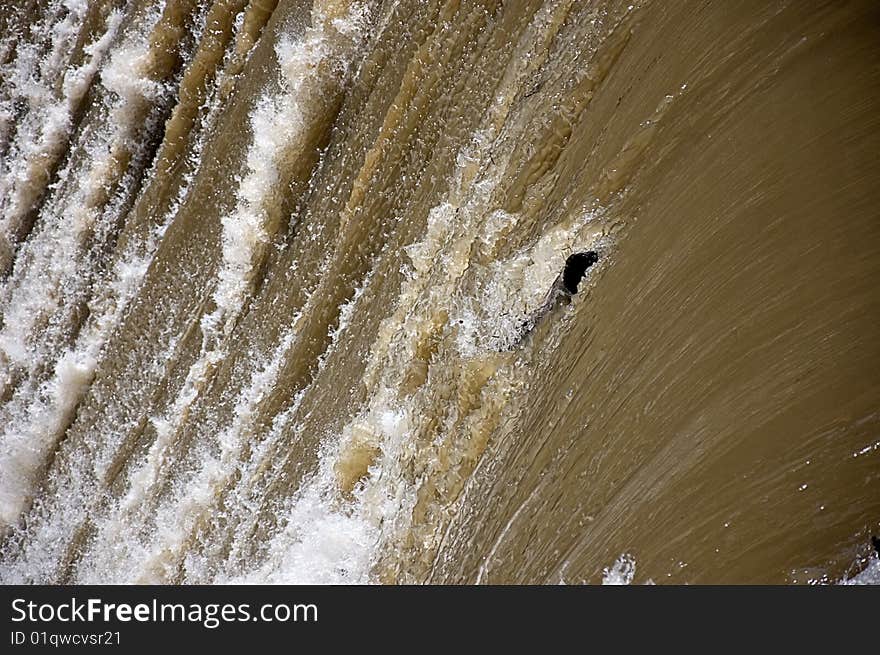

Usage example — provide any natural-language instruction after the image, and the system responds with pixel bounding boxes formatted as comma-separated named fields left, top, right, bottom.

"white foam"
left=141, top=0, right=371, bottom=492
left=234, top=386, right=411, bottom=584
left=0, top=0, right=88, bottom=153
left=212, top=2, right=370, bottom=327
left=239, top=476, right=377, bottom=584
left=76, top=327, right=299, bottom=582
left=69, top=4, right=375, bottom=582
left=840, top=555, right=880, bottom=585
left=0, top=4, right=169, bottom=531
left=0, top=0, right=288, bottom=580
left=0, top=351, right=94, bottom=526
left=208, top=270, right=379, bottom=584
left=602, top=553, right=636, bottom=585
left=0, top=8, right=122, bottom=245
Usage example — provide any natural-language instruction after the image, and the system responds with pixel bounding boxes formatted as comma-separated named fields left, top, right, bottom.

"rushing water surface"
left=0, top=0, right=878, bottom=584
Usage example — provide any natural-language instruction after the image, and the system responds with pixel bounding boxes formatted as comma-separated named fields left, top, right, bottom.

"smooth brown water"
left=0, top=0, right=878, bottom=584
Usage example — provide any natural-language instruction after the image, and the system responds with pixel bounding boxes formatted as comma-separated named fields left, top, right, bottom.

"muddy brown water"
left=0, top=0, right=877, bottom=584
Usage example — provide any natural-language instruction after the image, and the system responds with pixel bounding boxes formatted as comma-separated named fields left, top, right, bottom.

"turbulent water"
left=0, top=0, right=878, bottom=584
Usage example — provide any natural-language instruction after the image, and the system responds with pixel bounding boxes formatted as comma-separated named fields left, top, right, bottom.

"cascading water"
left=1, top=0, right=878, bottom=585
